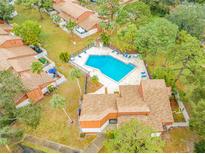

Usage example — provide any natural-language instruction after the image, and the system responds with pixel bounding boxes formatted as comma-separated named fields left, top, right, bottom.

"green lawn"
left=162, top=128, right=199, bottom=152
left=12, top=5, right=100, bottom=150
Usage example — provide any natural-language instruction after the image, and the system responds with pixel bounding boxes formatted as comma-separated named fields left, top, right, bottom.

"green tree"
left=66, top=20, right=77, bottom=39
left=116, top=1, right=151, bottom=25
left=169, top=31, right=205, bottom=83
left=13, top=20, right=41, bottom=45
left=50, top=94, right=73, bottom=123
left=189, top=0, right=205, bottom=3
left=141, top=0, right=175, bottom=16
left=0, top=127, right=23, bottom=152
left=189, top=68, right=205, bottom=103
left=135, top=18, right=178, bottom=56
left=99, top=21, right=116, bottom=34
left=104, top=120, right=164, bottom=152
left=31, top=61, right=45, bottom=84
left=0, top=0, right=14, bottom=22
left=100, top=33, right=110, bottom=46
left=167, top=3, right=205, bottom=40
left=59, top=52, right=70, bottom=63
left=194, top=140, right=205, bottom=152
left=16, top=104, right=41, bottom=129
left=17, top=0, right=53, bottom=19
left=115, top=23, right=138, bottom=51
left=0, top=71, right=25, bottom=111
left=190, top=100, right=205, bottom=137
left=97, top=0, right=120, bottom=21
left=0, top=71, right=41, bottom=151
left=153, top=67, right=176, bottom=87
left=69, top=68, right=82, bottom=95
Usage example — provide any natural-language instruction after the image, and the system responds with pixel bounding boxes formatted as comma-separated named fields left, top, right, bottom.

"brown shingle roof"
left=80, top=94, right=118, bottom=121
left=20, top=71, right=54, bottom=90
left=0, top=23, right=12, bottom=31
left=0, top=27, right=9, bottom=35
left=0, top=46, right=36, bottom=59
left=8, top=55, right=38, bottom=73
left=0, top=35, right=21, bottom=45
left=78, top=14, right=100, bottom=31
left=54, top=0, right=91, bottom=19
left=80, top=79, right=174, bottom=132
left=0, top=57, right=11, bottom=71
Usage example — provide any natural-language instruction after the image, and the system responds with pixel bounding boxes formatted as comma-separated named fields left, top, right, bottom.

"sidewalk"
left=84, top=134, right=105, bottom=153
left=24, top=135, right=81, bottom=153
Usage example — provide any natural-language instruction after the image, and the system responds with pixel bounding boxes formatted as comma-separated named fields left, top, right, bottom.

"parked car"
left=31, top=45, right=43, bottom=54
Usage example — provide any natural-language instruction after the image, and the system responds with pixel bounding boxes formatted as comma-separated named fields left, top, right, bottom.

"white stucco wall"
left=80, top=120, right=109, bottom=133
left=16, top=99, right=30, bottom=108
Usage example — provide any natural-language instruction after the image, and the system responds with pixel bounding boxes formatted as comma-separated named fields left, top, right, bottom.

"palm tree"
left=50, top=94, right=73, bottom=124
left=70, top=68, right=82, bottom=95
left=31, top=61, right=44, bottom=82
left=66, top=20, right=77, bottom=40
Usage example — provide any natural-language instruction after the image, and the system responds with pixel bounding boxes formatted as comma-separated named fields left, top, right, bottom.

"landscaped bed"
left=170, top=98, right=185, bottom=122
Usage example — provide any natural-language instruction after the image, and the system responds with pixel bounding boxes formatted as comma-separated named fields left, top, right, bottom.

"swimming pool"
left=85, top=55, right=135, bottom=82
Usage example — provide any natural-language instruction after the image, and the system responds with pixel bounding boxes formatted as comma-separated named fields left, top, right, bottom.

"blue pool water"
left=85, top=55, right=135, bottom=82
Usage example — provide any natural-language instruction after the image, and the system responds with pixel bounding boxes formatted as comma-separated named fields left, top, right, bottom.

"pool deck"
left=70, top=47, right=148, bottom=94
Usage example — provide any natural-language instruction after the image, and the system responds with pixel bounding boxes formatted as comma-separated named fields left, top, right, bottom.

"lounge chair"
left=141, top=72, right=146, bottom=74
left=141, top=74, right=147, bottom=78
left=78, top=55, right=82, bottom=58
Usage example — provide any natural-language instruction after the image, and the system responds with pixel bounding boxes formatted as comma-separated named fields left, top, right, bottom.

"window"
left=109, top=119, right=117, bottom=124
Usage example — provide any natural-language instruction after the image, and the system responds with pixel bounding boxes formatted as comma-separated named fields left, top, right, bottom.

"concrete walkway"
left=24, top=135, right=81, bottom=153
left=84, top=134, right=105, bottom=153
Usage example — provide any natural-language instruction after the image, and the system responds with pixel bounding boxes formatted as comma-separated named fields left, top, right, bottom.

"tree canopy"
left=115, top=23, right=138, bottom=51
left=141, top=0, right=174, bottom=16
left=135, top=18, right=178, bottom=56
left=190, top=100, right=205, bottom=137
left=169, top=31, right=205, bottom=83
left=0, top=71, right=41, bottom=150
left=17, top=0, right=53, bottom=19
left=167, top=3, right=205, bottom=40
left=50, top=94, right=66, bottom=109
left=0, top=0, right=14, bottom=21
left=116, top=1, right=151, bottom=25
left=0, top=71, right=25, bottom=110
left=13, top=20, right=41, bottom=45
left=104, top=120, right=164, bottom=153
left=97, top=0, right=120, bottom=21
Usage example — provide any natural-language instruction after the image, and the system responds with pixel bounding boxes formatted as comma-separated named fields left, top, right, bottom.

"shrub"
left=12, top=20, right=41, bottom=45
left=59, top=52, right=70, bottom=63
left=80, top=133, right=86, bottom=138
left=100, top=33, right=110, bottom=46
left=51, top=15, right=61, bottom=24
left=47, top=85, right=56, bottom=93
left=91, top=75, right=99, bottom=83
left=194, top=140, right=205, bottom=153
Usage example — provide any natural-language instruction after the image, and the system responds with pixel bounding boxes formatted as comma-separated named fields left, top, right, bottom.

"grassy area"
left=162, top=128, right=199, bottom=152
left=22, top=141, right=58, bottom=153
left=12, top=5, right=100, bottom=150
left=12, top=5, right=99, bottom=71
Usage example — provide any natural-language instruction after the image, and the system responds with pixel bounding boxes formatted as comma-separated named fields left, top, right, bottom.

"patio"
left=70, top=46, right=148, bottom=94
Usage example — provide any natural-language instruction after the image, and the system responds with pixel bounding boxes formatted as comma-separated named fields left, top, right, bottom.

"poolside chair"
left=78, top=55, right=82, bottom=58
left=141, top=74, right=147, bottom=78
left=83, top=50, right=87, bottom=54
left=141, top=72, right=146, bottom=75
